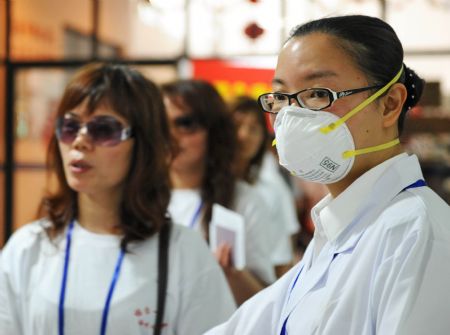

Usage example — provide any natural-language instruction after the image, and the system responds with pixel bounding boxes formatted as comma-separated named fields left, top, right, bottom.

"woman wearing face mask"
left=230, top=96, right=300, bottom=277
left=162, top=80, right=276, bottom=305
left=205, top=15, right=450, bottom=335
left=0, top=64, right=235, bottom=335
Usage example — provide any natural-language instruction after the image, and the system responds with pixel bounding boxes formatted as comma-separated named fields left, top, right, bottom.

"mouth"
left=69, top=160, right=93, bottom=173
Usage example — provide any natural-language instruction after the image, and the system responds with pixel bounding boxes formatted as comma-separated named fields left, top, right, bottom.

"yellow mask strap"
left=320, top=65, right=404, bottom=134
left=342, top=138, right=400, bottom=159
left=272, top=138, right=277, bottom=147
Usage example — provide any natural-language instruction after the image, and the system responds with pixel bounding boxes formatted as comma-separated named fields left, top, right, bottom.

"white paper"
left=209, top=204, right=246, bottom=270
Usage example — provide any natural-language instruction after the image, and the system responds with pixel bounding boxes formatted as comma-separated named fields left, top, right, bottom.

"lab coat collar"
left=333, top=153, right=424, bottom=254
left=312, top=153, right=409, bottom=244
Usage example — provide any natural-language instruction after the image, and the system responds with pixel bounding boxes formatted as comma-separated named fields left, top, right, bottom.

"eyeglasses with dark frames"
left=258, top=85, right=383, bottom=114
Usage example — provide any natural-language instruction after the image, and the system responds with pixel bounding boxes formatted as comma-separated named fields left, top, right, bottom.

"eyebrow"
left=272, top=70, right=338, bottom=87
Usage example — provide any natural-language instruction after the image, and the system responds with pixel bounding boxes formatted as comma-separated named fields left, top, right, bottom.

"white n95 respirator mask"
left=274, top=105, right=356, bottom=184
left=273, top=67, right=404, bottom=184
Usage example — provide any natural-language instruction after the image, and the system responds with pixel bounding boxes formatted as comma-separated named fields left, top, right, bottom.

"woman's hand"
left=214, top=243, right=234, bottom=275
left=214, top=243, right=266, bottom=305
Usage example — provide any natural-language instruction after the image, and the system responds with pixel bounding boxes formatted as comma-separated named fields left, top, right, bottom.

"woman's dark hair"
left=290, top=15, right=425, bottom=135
left=230, top=96, right=269, bottom=184
left=39, top=63, right=172, bottom=250
left=161, top=80, right=237, bottom=234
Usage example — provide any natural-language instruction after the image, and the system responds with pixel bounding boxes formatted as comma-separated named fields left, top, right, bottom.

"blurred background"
left=1, top=0, right=449, bottom=248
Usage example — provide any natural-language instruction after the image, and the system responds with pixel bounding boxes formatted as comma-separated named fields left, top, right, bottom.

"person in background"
left=230, top=96, right=300, bottom=277
left=205, top=15, right=450, bottom=335
left=162, top=80, right=276, bottom=305
left=0, top=63, right=235, bottom=335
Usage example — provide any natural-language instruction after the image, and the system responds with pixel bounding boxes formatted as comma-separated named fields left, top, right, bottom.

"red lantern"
left=244, top=22, right=264, bottom=40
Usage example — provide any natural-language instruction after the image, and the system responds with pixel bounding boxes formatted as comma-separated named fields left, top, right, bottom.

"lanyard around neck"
left=189, top=201, right=204, bottom=229
left=58, top=220, right=125, bottom=335
left=279, top=179, right=426, bottom=335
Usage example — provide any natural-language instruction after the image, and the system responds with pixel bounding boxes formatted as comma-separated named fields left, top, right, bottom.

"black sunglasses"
left=172, top=115, right=203, bottom=134
left=55, top=114, right=133, bottom=147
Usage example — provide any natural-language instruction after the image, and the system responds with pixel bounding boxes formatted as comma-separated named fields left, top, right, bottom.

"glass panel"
left=388, top=1, right=450, bottom=50
left=0, top=0, right=5, bottom=245
left=14, top=68, right=69, bottom=164
left=98, top=0, right=130, bottom=58
left=0, top=0, right=6, bottom=60
left=0, top=63, right=4, bottom=245
left=284, top=0, right=381, bottom=40
left=11, top=0, right=91, bottom=60
left=14, top=169, right=48, bottom=229
left=0, top=65, right=5, bottom=165
left=107, top=0, right=185, bottom=59
left=188, top=0, right=282, bottom=58
left=133, top=65, right=178, bottom=85
left=13, top=68, right=73, bottom=229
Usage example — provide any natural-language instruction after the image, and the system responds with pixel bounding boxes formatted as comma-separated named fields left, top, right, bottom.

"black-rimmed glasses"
left=258, top=85, right=383, bottom=114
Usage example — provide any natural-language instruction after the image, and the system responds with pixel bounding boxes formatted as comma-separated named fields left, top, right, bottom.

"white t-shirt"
left=0, top=220, right=236, bottom=335
left=258, top=152, right=300, bottom=265
left=169, top=181, right=276, bottom=285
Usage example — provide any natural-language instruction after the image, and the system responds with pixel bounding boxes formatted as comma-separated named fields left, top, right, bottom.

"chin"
left=172, top=157, right=202, bottom=172
left=67, top=179, right=90, bottom=194
left=241, top=151, right=254, bottom=162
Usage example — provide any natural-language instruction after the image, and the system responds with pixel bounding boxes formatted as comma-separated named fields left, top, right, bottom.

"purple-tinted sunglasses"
left=55, top=114, right=133, bottom=147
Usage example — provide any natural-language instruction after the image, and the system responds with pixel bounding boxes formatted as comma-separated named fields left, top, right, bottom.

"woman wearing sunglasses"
left=0, top=64, right=235, bottom=335
left=230, top=96, right=300, bottom=278
left=162, top=80, right=276, bottom=305
left=206, top=15, right=450, bottom=335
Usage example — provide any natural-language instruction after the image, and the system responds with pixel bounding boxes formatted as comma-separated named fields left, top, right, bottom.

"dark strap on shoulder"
left=154, top=222, right=171, bottom=335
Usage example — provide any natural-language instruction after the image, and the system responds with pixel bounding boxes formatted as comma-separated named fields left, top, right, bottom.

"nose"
left=237, top=126, right=249, bottom=142
left=72, top=125, right=93, bottom=151
left=290, top=97, right=300, bottom=107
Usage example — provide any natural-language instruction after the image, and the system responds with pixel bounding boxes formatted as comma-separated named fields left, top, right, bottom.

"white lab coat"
left=205, top=153, right=450, bottom=335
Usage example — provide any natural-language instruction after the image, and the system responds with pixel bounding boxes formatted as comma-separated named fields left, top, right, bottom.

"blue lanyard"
left=279, top=179, right=426, bottom=335
left=189, top=201, right=203, bottom=228
left=279, top=265, right=304, bottom=335
left=402, top=179, right=426, bottom=191
left=58, top=220, right=125, bottom=335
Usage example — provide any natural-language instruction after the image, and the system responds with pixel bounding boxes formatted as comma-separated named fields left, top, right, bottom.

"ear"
left=381, top=83, right=407, bottom=128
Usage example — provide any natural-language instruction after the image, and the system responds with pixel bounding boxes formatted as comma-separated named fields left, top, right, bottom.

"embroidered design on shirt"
left=135, top=306, right=167, bottom=334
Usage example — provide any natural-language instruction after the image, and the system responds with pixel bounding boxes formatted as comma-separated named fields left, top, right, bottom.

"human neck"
left=77, top=192, right=123, bottom=235
left=234, top=157, right=249, bottom=180
left=170, top=165, right=204, bottom=189
left=326, top=146, right=404, bottom=198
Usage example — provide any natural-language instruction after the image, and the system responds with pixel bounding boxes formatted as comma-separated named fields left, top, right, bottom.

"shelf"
left=403, top=117, right=450, bottom=134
